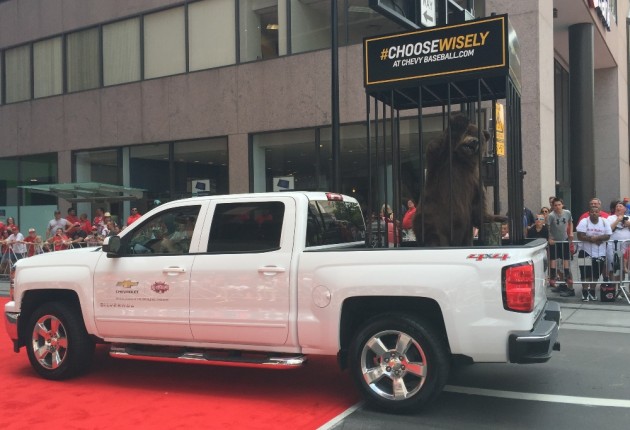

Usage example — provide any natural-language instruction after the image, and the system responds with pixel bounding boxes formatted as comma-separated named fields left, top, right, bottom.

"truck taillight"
left=502, top=262, right=534, bottom=312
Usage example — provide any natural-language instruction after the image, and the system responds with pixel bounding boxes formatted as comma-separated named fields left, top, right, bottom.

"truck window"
left=207, top=202, right=285, bottom=253
left=306, top=200, right=365, bottom=247
left=125, top=205, right=201, bottom=255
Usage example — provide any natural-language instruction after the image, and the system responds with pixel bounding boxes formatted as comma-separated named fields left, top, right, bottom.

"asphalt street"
left=323, top=296, right=630, bottom=430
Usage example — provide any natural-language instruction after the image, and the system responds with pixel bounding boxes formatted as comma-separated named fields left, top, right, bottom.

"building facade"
left=0, top=0, right=628, bottom=231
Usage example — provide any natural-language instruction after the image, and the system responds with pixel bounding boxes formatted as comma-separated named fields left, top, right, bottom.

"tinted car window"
left=306, top=200, right=365, bottom=247
left=124, top=205, right=201, bottom=255
left=207, top=201, right=285, bottom=253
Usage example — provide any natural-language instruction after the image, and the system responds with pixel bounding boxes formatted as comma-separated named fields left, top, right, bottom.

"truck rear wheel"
left=25, top=302, right=95, bottom=380
left=348, top=314, right=450, bottom=413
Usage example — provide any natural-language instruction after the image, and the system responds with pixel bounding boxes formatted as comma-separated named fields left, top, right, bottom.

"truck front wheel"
left=348, top=314, right=450, bottom=412
left=25, top=302, right=95, bottom=380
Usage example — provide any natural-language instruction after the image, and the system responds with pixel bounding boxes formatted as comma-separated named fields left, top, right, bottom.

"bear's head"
left=448, top=114, right=490, bottom=165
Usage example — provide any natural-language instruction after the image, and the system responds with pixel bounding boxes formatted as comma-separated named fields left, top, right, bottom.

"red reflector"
left=503, top=264, right=534, bottom=312
left=326, top=193, right=343, bottom=201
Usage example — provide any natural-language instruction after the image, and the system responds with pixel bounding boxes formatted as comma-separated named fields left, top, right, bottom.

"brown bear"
left=412, top=114, right=503, bottom=246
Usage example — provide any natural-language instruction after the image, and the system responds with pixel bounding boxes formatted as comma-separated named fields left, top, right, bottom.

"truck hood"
left=15, top=246, right=104, bottom=269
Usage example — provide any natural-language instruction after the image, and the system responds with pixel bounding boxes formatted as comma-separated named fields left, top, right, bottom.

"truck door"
left=189, top=197, right=295, bottom=346
left=93, top=204, right=203, bottom=341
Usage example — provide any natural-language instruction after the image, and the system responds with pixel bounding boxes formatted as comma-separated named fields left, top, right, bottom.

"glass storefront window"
left=0, top=158, right=19, bottom=210
left=0, top=154, right=58, bottom=238
left=103, top=18, right=141, bottom=86
left=130, top=143, right=171, bottom=204
left=239, top=0, right=287, bottom=62
left=189, top=0, right=236, bottom=71
left=173, top=138, right=229, bottom=198
left=144, top=7, right=186, bottom=79
left=251, top=117, right=446, bottom=208
left=252, top=129, right=318, bottom=193
left=5, top=44, right=31, bottom=103
left=34, top=37, right=63, bottom=98
left=74, top=149, right=122, bottom=222
left=75, top=149, right=121, bottom=185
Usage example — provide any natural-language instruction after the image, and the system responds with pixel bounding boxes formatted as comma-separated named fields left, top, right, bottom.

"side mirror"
left=103, top=236, right=121, bottom=257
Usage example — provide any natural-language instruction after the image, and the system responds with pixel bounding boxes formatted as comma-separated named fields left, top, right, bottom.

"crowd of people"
left=520, top=195, right=630, bottom=302
left=0, top=206, right=143, bottom=271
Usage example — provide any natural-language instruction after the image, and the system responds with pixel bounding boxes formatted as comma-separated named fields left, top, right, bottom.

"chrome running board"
left=109, top=344, right=306, bottom=369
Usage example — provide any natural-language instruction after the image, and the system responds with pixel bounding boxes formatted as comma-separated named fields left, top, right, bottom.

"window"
left=208, top=201, right=284, bottom=252
left=103, top=18, right=141, bottom=86
left=189, top=0, right=236, bottom=71
left=5, top=44, right=31, bottom=103
left=173, top=138, right=229, bottom=199
left=125, top=205, right=201, bottom=255
left=0, top=153, right=58, bottom=238
left=130, top=143, right=170, bottom=204
left=306, top=199, right=365, bottom=247
left=33, top=37, right=63, bottom=98
left=75, top=149, right=121, bottom=185
left=290, top=0, right=331, bottom=54
left=344, top=0, right=406, bottom=46
left=66, top=28, right=101, bottom=92
left=144, top=7, right=185, bottom=79
left=239, top=0, right=287, bottom=62
left=252, top=129, right=318, bottom=193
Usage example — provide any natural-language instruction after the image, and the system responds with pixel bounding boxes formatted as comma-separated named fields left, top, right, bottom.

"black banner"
left=364, top=15, right=509, bottom=89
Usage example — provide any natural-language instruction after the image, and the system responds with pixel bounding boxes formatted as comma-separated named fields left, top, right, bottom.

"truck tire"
left=348, top=313, right=450, bottom=413
left=25, top=302, right=95, bottom=380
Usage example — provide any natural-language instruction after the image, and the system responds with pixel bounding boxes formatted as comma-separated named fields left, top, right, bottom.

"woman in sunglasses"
left=527, top=214, right=549, bottom=239
left=540, top=206, right=550, bottom=225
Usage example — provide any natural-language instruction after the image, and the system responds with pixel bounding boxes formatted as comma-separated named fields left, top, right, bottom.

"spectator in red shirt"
left=47, top=227, right=72, bottom=251
left=126, top=207, right=142, bottom=226
left=78, top=213, right=92, bottom=235
left=93, top=207, right=105, bottom=232
left=23, top=228, right=43, bottom=257
left=66, top=208, right=80, bottom=225
left=402, top=199, right=417, bottom=242
left=5, top=216, right=19, bottom=233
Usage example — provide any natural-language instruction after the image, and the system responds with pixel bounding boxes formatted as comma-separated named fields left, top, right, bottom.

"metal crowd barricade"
left=548, top=238, right=630, bottom=304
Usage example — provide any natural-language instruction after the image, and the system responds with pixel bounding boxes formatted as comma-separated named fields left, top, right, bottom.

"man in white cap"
left=23, top=227, right=43, bottom=257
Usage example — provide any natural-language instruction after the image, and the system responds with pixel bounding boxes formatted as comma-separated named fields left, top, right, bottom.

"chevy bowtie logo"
left=116, top=280, right=139, bottom=288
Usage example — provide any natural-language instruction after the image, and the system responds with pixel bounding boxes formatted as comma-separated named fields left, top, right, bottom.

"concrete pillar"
left=228, top=134, right=249, bottom=194
left=569, top=23, right=595, bottom=212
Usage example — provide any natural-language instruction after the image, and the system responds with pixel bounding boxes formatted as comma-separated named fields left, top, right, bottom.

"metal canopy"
left=19, top=182, right=145, bottom=203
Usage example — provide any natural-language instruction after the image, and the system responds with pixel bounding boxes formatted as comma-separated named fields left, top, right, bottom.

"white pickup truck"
left=4, top=191, right=560, bottom=412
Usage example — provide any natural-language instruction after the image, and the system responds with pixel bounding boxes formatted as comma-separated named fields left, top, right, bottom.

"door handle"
left=257, top=266, right=286, bottom=275
left=163, top=266, right=186, bottom=274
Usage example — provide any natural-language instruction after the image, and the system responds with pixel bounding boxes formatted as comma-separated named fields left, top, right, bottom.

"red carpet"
left=0, top=298, right=359, bottom=429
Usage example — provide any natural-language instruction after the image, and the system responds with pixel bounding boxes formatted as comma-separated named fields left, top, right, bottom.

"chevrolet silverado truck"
left=4, top=191, right=560, bottom=412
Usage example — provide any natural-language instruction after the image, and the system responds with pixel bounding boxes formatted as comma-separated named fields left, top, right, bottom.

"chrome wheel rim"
left=360, top=330, right=427, bottom=400
left=31, top=314, right=68, bottom=370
